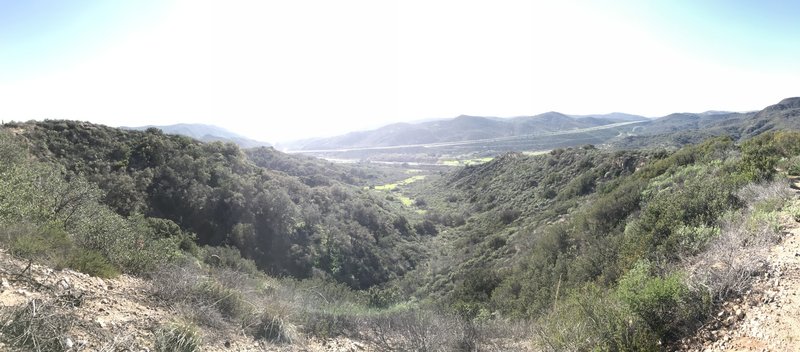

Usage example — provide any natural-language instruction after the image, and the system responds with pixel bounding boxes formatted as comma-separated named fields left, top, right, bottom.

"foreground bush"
left=254, top=309, right=297, bottom=343
left=534, top=286, right=658, bottom=352
left=366, top=308, right=476, bottom=352
left=617, top=261, right=706, bottom=341
left=63, top=248, right=120, bottom=279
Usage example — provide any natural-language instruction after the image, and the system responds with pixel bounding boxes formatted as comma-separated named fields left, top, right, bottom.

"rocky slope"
left=0, top=249, right=368, bottom=352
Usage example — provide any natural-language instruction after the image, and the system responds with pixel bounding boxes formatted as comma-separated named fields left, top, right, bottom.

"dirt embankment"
left=0, top=250, right=366, bottom=352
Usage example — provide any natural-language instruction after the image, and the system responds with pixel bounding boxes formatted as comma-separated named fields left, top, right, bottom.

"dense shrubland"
left=401, top=132, right=800, bottom=350
left=3, top=121, right=426, bottom=288
left=3, top=118, right=800, bottom=350
left=0, top=133, right=180, bottom=277
left=244, top=146, right=394, bottom=187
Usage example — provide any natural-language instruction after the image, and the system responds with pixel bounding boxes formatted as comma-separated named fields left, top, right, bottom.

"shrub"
left=300, top=309, right=358, bottom=338
left=276, top=280, right=363, bottom=338
left=8, top=225, right=72, bottom=263
left=685, top=194, right=783, bottom=304
left=192, top=280, right=251, bottom=321
left=64, top=249, right=120, bottom=279
left=5, top=224, right=120, bottom=278
left=739, top=133, right=780, bottom=181
left=499, top=208, right=520, bottom=225
left=786, top=200, right=800, bottom=222
left=178, top=234, right=201, bottom=258
left=366, top=308, right=472, bottom=352
left=254, top=309, right=295, bottom=343
left=203, top=246, right=259, bottom=276
left=414, top=220, right=437, bottom=236
left=367, top=285, right=402, bottom=308
left=616, top=261, right=706, bottom=340
left=150, top=264, right=202, bottom=302
left=534, top=286, right=657, bottom=352
left=150, top=264, right=255, bottom=328
left=787, top=156, right=800, bottom=176
left=75, top=211, right=178, bottom=275
left=737, top=181, right=793, bottom=211
left=154, top=322, right=202, bottom=352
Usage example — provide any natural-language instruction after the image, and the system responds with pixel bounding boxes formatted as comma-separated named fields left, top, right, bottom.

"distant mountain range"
left=282, top=112, right=649, bottom=151
left=613, top=97, right=800, bottom=149
left=272, top=98, right=800, bottom=161
left=123, top=123, right=270, bottom=148
left=121, top=97, right=800, bottom=156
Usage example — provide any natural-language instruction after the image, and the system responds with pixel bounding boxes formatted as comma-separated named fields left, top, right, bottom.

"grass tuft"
left=154, top=322, right=202, bottom=352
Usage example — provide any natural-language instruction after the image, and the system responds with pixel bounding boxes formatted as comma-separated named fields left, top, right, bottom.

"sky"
left=1, top=0, right=798, bottom=143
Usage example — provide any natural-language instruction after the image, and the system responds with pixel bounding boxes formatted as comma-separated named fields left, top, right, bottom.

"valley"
left=1, top=97, right=800, bottom=351
left=3, top=0, right=798, bottom=350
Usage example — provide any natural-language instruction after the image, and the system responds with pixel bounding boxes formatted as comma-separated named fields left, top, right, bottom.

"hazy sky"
left=1, top=0, right=798, bottom=142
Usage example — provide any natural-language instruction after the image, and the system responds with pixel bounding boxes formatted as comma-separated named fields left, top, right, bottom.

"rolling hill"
left=283, top=112, right=647, bottom=151
left=283, top=98, right=800, bottom=161
left=613, top=97, right=800, bottom=149
left=124, top=123, right=271, bottom=148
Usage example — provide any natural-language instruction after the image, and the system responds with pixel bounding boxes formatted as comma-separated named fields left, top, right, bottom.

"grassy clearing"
left=397, top=195, right=414, bottom=206
left=373, top=175, right=427, bottom=191
left=371, top=175, right=427, bottom=208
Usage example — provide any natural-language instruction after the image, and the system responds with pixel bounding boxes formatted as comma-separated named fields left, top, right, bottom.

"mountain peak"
left=777, top=97, right=800, bottom=108
left=758, top=97, right=800, bottom=117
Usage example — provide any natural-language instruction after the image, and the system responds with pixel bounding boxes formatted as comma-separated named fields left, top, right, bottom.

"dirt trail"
left=686, top=209, right=800, bottom=351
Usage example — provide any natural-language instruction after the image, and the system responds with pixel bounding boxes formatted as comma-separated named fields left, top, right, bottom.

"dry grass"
left=150, top=262, right=303, bottom=345
left=687, top=180, right=792, bottom=302
left=0, top=299, right=74, bottom=352
left=365, top=309, right=476, bottom=352
left=154, top=321, right=203, bottom=352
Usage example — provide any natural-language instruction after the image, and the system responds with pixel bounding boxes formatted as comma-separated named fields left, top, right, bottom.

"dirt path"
left=686, top=213, right=800, bottom=351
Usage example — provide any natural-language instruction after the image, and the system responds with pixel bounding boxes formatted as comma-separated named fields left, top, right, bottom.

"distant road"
left=287, top=120, right=647, bottom=154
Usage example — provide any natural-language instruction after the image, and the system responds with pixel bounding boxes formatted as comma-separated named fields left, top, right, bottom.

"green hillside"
left=3, top=120, right=426, bottom=289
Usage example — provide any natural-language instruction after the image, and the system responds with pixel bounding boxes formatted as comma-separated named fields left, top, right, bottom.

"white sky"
left=1, top=0, right=798, bottom=142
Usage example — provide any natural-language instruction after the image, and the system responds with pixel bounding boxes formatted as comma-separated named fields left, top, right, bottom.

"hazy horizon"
left=1, top=0, right=798, bottom=143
